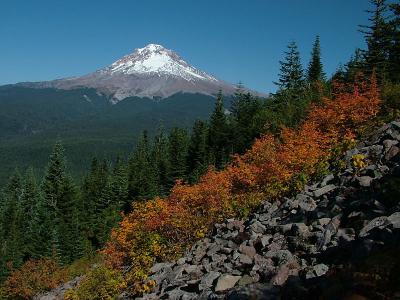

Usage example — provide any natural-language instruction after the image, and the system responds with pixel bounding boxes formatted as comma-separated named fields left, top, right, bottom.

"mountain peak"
left=139, top=43, right=165, bottom=52
left=20, top=44, right=240, bottom=101
left=104, top=43, right=218, bottom=83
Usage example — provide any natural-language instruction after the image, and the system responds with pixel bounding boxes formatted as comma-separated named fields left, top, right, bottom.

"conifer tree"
left=208, top=91, right=231, bottom=169
left=152, top=128, right=170, bottom=196
left=128, top=131, right=157, bottom=202
left=42, top=141, right=82, bottom=264
left=275, top=41, right=305, bottom=99
left=231, top=88, right=263, bottom=154
left=388, top=2, right=400, bottom=82
left=307, top=36, right=325, bottom=83
left=167, top=127, right=189, bottom=186
left=359, top=0, right=391, bottom=81
left=0, top=172, right=25, bottom=279
left=20, top=169, right=42, bottom=259
left=187, top=120, right=209, bottom=183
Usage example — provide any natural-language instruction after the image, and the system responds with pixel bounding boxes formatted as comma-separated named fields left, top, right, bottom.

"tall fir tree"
left=307, top=35, right=325, bottom=83
left=167, top=127, right=189, bottom=186
left=230, top=88, right=264, bottom=154
left=0, top=172, right=24, bottom=279
left=388, top=2, right=400, bottom=82
left=128, top=131, right=157, bottom=202
left=152, top=128, right=170, bottom=196
left=359, top=0, right=391, bottom=81
left=187, top=120, right=209, bottom=183
left=275, top=41, right=305, bottom=100
left=208, top=91, right=231, bottom=169
left=42, top=141, right=82, bottom=264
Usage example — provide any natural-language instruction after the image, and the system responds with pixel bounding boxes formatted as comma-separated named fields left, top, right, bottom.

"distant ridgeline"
left=0, top=87, right=222, bottom=185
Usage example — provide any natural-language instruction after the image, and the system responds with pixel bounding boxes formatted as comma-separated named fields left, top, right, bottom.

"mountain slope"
left=19, top=44, right=237, bottom=102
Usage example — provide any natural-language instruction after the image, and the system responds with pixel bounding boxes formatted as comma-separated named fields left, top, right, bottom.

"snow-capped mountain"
left=23, top=44, right=237, bottom=102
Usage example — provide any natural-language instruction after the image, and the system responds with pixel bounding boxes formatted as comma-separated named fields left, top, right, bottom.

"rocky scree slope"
left=134, top=121, right=400, bottom=300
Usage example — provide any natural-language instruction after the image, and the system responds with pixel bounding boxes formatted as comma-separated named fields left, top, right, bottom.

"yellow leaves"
left=352, top=154, right=367, bottom=169
left=71, top=266, right=126, bottom=300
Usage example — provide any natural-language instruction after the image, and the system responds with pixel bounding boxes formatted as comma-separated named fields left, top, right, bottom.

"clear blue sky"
left=0, top=0, right=370, bottom=93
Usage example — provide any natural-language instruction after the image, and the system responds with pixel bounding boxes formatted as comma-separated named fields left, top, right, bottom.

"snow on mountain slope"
left=22, top=44, right=238, bottom=103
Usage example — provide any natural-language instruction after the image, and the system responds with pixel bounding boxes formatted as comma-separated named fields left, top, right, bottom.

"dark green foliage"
left=274, top=41, right=305, bottom=102
left=128, top=132, right=158, bottom=202
left=187, top=120, right=209, bottom=183
left=208, top=91, right=232, bottom=169
left=230, top=88, right=265, bottom=154
left=42, top=142, right=82, bottom=264
left=0, top=89, right=218, bottom=186
left=0, top=172, right=24, bottom=279
left=388, top=3, right=400, bottom=83
left=167, top=127, right=189, bottom=186
left=152, top=129, right=171, bottom=196
left=359, top=0, right=391, bottom=81
left=307, top=36, right=326, bottom=83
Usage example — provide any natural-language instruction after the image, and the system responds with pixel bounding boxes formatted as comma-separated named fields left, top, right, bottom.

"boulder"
left=239, top=244, right=257, bottom=258
left=313, top=184, right=337, bottom=198
left=357, top=176, right=373, bottom=187
left=359, top=216, right=389, bottom=237
left=215, top=275, right=241, bottom=292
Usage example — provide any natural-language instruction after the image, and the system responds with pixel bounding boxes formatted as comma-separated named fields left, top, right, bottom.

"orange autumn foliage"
left=101, top=77, right=380, bottom=296
left=1, top=259, right=67, bottom=300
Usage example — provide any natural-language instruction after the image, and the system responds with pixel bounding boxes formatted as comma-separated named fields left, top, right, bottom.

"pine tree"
left=307, top=36, right=325, bottom=83
left=0, top=172, right=24, bottom=278
left=80, top=158, right=110, bottom=249
left=20, top=169, right=42, bottom=259
left=187, top=120, right=209, bottom=183
left=152, top=128, right=170, bottom=196
left=42, top=141, right=82, bottom=264
left=344, top=49, right=366, bottom=82
left=108, top=156, right=128, bottom=209
left=208, top=91, right=231, bottom=169
left=275, top=41, right=305, bottom=99
left=388, top=2, right=400, bottom=82
left=128, top=131, right=158, bottom=202
left=359, top=0, right=391, bottom=81
left=230, top=88, right=263, bottom=154
left=167, top=127, right=189, bottom=186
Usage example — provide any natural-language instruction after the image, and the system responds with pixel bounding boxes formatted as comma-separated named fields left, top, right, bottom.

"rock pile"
left=137, top=121, right=400, bottom=300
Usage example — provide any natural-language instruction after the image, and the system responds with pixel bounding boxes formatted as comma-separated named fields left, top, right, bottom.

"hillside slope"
left=136, top=121, right=400, bottom=299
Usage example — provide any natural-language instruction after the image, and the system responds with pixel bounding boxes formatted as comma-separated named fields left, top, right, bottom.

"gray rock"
left=313, top=184, right=337, bottom=198
left=383, top=139, right=398, bottom=151
left=357, top=176, right=373, bottom=187
left=239, top=244, right=257, bottom=258
left=359, top=216, right=389, bottom=237
left=321, top=174, right=334, bottom=186
left=150, top=262, right=173, bottom=274
left=249, top=220, right=266, bottom=234
left=388, top=212, right=400, bottom=229
left=237, top=274, right=256, bottom=286
left=270, top=265, right=289, bottom=286
left=215, top=275, right=241, bottom=292
left=265, top=249, right=294, bottom=265
left=385, top=146, right=399, bottom=161
left=306, top=264, right=329, bottom=279
left=199, top=271, right=221, bottom=290
left=239, top=254, right=253, bottom=265
left=391, top=120, right=400, bottom=130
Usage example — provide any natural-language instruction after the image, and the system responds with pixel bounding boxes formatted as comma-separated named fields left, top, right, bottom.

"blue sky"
left=0, top=0, right=370, bottom=93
